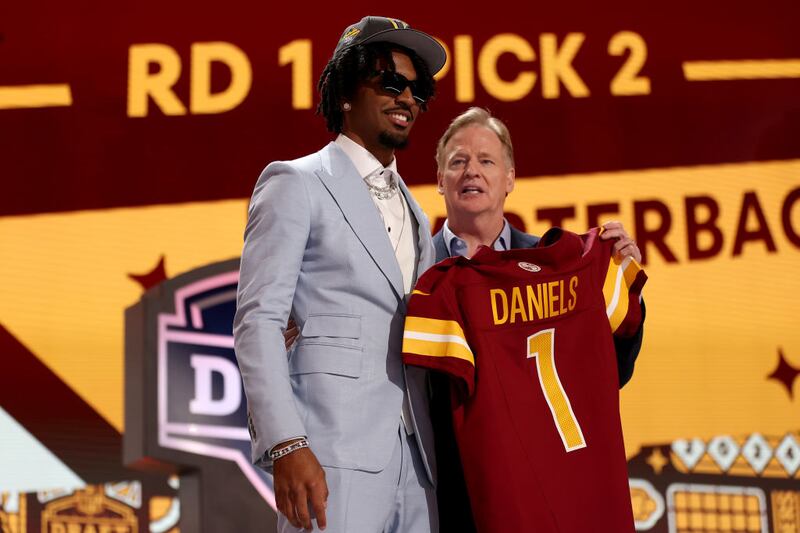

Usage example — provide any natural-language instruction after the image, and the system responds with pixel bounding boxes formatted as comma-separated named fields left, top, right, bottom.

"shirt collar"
left=442, top=218, right=511, bottom=257
left=335, top=134, right=398, bottom=179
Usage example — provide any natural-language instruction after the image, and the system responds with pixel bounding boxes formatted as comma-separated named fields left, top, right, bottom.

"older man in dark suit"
left=430, top=107, right=646, bottom=532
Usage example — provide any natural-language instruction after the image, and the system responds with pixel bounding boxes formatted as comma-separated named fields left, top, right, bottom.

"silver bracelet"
left=269, top=438, right=309, bottom=461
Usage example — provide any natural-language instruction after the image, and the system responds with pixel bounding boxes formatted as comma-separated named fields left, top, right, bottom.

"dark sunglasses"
left=374, top=70, right=429, bottom=105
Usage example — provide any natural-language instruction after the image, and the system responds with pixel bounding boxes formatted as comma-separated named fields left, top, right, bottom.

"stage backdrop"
left=1, top=0, right=799, bottom=531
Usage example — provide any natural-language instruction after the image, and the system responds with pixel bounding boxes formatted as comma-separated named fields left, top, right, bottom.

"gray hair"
left=435, top=107, right=514, bottom=170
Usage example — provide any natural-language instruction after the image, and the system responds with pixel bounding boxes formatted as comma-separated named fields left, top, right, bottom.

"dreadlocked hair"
left=316, top=42, right=436, bottom=133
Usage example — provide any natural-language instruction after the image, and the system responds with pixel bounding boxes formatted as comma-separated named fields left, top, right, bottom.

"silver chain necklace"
left=366, top=169, right=399, bottom=200
left=366, top=179, right=399, bottom=200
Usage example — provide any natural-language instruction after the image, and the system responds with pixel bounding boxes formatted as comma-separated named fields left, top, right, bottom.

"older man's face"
left=438, top=124, right=515, bottom=220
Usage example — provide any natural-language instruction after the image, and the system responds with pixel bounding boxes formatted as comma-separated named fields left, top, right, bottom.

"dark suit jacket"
left=431, top=225, right=646, bottom=533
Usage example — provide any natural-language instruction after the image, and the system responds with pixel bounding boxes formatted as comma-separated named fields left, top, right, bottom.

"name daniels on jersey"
left=490, top=276, right=579, bottom=326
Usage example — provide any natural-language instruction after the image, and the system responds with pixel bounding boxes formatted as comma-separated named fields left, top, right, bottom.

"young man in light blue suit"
left=233, top=16, right=447, bottom=533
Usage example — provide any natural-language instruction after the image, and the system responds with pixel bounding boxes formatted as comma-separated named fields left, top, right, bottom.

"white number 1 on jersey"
left=527, top=328, right=587, bottom=452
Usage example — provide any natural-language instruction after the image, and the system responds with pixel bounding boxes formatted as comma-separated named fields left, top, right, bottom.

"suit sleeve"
left=614, top=298, right=646, bottom=387
left=402, top=268, right=477, bottom=397
left=233, top=161, right=311, bottom=468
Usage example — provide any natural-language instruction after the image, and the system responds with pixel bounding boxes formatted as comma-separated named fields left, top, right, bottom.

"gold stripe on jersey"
left=528, top=329, right=587, bottom=451
left=403, top=316, right=475, bottom=365
left=603, top=256, right=643, bottom=332
left=623, top=258, right=641, bottom=287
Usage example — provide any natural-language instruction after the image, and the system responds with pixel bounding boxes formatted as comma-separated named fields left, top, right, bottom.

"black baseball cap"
left=333, top=16, right=447, bottom=75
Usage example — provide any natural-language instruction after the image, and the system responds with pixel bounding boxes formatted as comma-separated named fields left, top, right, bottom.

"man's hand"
left=284, top=319, right=299, bottom=350
left=601, top=221, right=642, bottom=264
left=273, top=445, right=328, bottom=530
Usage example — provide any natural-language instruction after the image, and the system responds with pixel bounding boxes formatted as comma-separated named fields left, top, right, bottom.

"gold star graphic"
left=646, top=448, right=669, bottom=475
left=767, top=348, right=800, bottom=399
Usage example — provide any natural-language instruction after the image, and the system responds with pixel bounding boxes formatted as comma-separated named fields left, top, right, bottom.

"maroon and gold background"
left=1, top=0, right=799, bottom=531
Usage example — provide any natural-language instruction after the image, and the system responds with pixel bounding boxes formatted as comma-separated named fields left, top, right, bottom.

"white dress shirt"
left=335, top=135, right=419, bottom=294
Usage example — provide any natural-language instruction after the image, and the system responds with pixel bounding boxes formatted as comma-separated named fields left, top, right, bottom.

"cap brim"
left=360, top=28, right=446, bottom=75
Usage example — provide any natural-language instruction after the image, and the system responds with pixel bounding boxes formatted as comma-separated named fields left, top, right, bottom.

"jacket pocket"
left=301, top=313, right=361, bottom=339
left=289, top=343, right=362, bottom=378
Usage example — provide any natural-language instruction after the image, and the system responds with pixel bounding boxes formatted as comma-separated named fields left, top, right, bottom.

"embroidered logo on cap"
left=340, top=27, right=361, bottom=43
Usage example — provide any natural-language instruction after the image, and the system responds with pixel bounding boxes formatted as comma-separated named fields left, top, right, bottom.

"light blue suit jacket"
left=234, top=142, right=437, bottom=483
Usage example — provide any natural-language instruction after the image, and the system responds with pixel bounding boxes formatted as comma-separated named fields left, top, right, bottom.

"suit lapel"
left=432, top=230, right=449, bottom=262
left=510, top=224, right=540, bottom=248
left=315, top=143, right=405, bottom=299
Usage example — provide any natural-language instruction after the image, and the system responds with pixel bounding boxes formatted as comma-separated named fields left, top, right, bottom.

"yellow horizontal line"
left=0, top=84, right=73, bottom=109
left=683, top=59, right=800, bottom=81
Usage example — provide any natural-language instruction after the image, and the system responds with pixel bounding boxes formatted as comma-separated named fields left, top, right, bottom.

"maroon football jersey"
left=403, top=228, right=646, bottom=532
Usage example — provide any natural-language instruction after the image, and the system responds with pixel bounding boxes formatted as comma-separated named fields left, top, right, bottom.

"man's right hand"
left=284, top=319, right=299, bottom=350
left=273, top=445, right=328, bottom=530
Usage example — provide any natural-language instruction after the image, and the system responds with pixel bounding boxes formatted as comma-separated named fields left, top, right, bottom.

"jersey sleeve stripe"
left=603, top=256, right=627, bottom=317
left=607, top=288, right=630, bottom=332
left=604, top=256, right=644, bottom=332
left=403, top=316, right=474, bottom=365
left=405, top=316, right=468, bottom=339
left=402, top=334, right=475, bottom=365
left=623, top=258, right=643, bottom=287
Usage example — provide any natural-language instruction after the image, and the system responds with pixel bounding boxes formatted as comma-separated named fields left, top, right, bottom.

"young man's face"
left=344, top=50, right=421, bottom=157
left=438, top=124, right=515, bottom=220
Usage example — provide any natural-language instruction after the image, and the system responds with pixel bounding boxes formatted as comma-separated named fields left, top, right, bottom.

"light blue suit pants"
left=278, top=425, right=438, bottom=533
